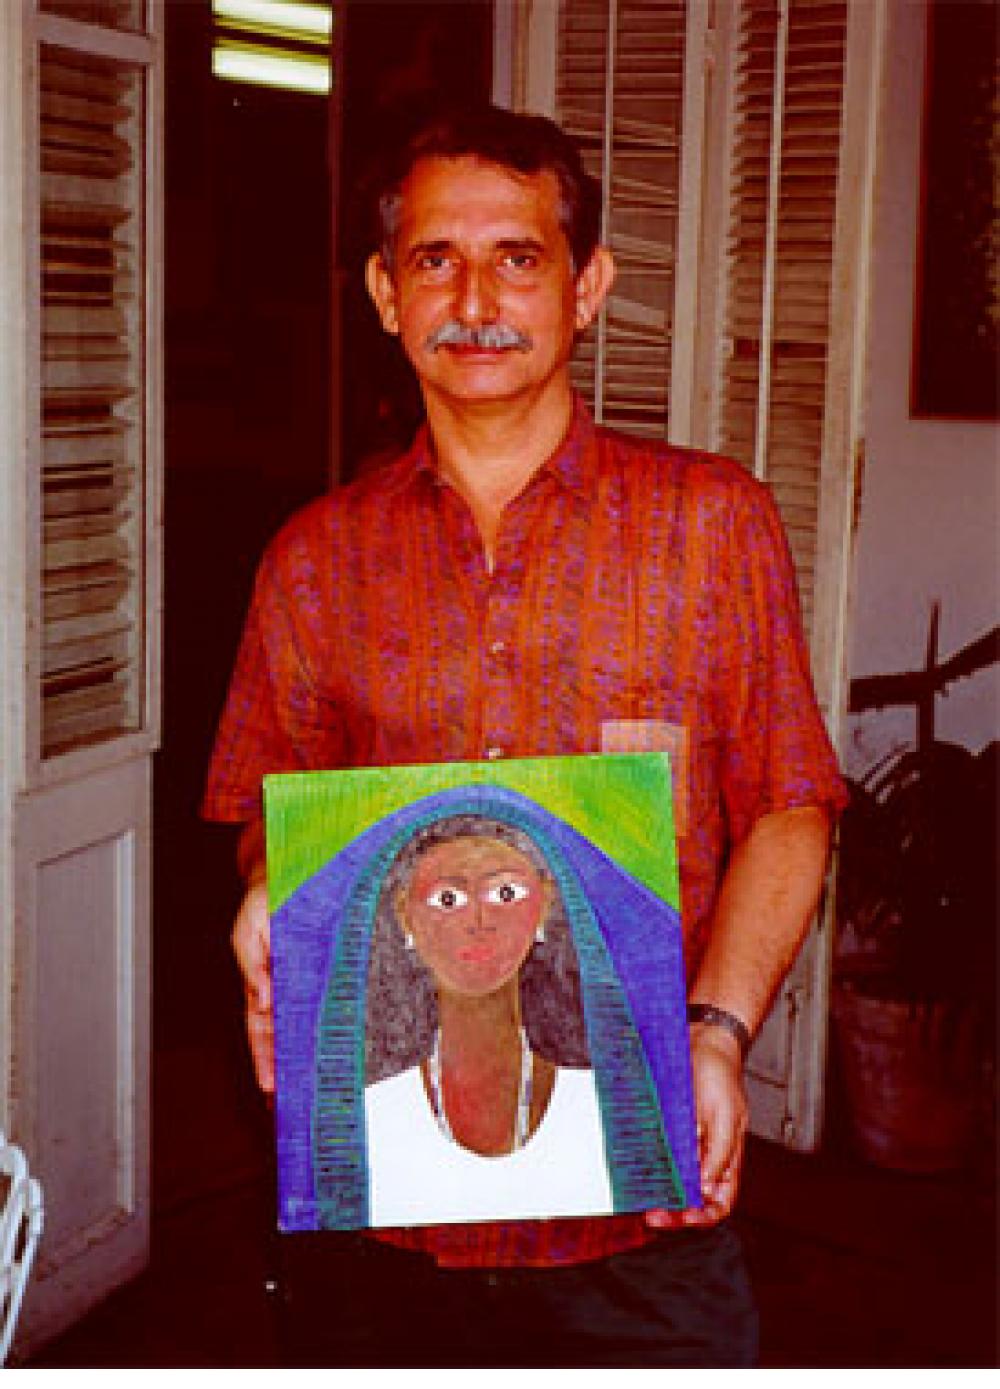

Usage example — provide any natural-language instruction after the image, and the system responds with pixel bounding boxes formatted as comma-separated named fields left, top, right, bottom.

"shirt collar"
left=380, top=392, right=600, bottom=505
left=543, top=392, right=599, bottom=504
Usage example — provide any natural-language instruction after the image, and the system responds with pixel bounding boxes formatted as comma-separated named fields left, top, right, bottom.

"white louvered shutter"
left=504, top=0, right=883, bottom=1151
left=700, top=0, right=882, bottom=1148
left=1, top=0, right=161, bottom=1354
left=38, top=37, right=150, bottom=759
left=554, top=0, right=688, bottom=437
left=715, top=0, right=849, bottom=640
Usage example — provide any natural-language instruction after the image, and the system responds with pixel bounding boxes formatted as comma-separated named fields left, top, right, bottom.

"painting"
left=911, top=0, right=999, bottom=419
left=264, top=752, right=700, bottom=1231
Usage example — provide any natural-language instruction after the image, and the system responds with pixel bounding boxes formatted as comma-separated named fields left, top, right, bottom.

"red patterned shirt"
left=203, top=397, right=846, bottom=1267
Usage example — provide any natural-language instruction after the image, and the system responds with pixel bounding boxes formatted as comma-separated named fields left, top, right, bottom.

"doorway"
left=152, top=0, right=493, bottom=1214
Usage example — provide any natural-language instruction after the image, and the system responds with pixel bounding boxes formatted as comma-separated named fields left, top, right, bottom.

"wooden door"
left=0, top=0, right=162, bottom=1357
left=497, top=0, right=885, bottom=1150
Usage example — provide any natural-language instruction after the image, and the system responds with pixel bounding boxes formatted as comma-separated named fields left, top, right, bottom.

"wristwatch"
left=686, top=1002, right=751, bottom=1060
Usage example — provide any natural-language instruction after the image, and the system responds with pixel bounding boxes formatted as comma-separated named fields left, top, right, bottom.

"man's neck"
left=423, top=380, right=574, bottom=563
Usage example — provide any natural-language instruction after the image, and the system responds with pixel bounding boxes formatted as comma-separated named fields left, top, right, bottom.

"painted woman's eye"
left=425, top=884, right=469, bottom=911
left=485, top=879, right=530, bottom=905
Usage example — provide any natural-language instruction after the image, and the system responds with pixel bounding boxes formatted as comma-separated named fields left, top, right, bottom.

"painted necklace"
left=427, top=1024, right=533, bottom=1153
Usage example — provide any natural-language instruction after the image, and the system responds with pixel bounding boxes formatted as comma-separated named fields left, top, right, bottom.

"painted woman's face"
left=402, top=835, right=550, bottom=998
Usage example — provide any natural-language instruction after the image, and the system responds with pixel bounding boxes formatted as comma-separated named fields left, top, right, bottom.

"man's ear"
left=365, top=253, right=400, bottom=336
left=573, top=246, right=616, bottom=332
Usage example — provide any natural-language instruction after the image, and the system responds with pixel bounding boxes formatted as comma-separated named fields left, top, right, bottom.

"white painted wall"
left=845, top=0, right=999, bottom=778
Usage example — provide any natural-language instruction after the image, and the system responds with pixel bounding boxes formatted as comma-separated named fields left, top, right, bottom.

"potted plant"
left=831, top=736, right=997, bottom=1172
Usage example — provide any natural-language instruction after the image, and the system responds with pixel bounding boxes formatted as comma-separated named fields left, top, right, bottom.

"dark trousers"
left=276, top=1223, right=759, bottom=1368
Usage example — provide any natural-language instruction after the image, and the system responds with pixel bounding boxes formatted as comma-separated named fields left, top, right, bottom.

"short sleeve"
left=717, top=475, right=848, bottom=844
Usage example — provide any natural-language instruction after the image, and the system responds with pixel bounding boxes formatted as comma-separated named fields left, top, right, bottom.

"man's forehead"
left=395, top=156, right=564, bottom=237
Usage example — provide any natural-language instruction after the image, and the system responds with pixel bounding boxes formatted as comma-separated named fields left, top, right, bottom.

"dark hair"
left=364, top=815, right=590, bottom=1084
left=368, top=100, right=603, bottom=274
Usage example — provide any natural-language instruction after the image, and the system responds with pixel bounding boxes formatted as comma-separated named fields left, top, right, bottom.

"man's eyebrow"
left=403, top=239, right=453, bottom=266
left=402, top=236, right=549, bottom=265
left=495, top=237, right=546, bottom=254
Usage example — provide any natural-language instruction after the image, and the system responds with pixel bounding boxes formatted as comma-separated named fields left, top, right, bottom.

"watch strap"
left=687, top=1002, right=751, bottom=1059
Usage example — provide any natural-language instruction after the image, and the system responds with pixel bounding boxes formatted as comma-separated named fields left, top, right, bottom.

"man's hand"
left=645, top=1023, right=748, bottom=1230
left=645, top=805, right=830, bottom=1233
left=232, top=878, right=275, bottom=1094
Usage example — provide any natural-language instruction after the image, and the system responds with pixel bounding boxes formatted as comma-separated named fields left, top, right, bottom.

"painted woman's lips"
left=457, top=942, right=498, bottom=962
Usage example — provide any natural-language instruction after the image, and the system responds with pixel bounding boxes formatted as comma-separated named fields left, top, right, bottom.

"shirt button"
left=489, top=639, right=506, bottom=656
left=485, top=746, right=505, bottom=760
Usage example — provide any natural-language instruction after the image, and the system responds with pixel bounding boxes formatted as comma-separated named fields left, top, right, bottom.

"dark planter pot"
left=831, top=981, right=983, bottom=1173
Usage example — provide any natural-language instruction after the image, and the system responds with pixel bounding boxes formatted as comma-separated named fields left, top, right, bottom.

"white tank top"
left=363, top=1063, right=614, bottom=1228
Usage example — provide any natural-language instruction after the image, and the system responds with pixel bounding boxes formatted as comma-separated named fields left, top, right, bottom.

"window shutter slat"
left=40, top=0, right=144, bottom=31
left=719, top=0, right=848, bottom=639
left=555, top=0, right=687, bottom=438
left=39, top=42, right=146, bottom=758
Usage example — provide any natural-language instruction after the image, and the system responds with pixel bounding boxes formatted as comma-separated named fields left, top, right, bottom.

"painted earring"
left=404, top=932, right=415, bottom=952
left=535, top=923, right=546, bottom=945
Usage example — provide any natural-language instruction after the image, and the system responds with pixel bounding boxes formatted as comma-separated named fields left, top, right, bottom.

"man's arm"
left=647, top=802, right=832, bottom=1229
left=233, top=817, right=275, bottom=1094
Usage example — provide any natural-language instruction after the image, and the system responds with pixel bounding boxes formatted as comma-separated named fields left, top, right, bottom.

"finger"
left=648, top=1199, right=727, bottom=1230
left=702, top=1126, right=745, bottom=1210
left=701, top=1165, right=740, bottom=1221
left=233, top=887, right=272, bottom=1011
left=251, top=960, right=271, bottom=1015
left=247, top=1007, right=275, bottom=1093
left=644, top=1207, right=690, bottom=1231
left=698, top=1108, right=732, bottom=1190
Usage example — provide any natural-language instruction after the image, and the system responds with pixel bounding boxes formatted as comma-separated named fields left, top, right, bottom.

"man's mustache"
left=425, top=321, right=533, bottom=352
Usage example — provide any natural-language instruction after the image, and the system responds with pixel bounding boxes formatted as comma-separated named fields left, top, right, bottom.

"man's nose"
left=455, top=261, right=497, bottom=324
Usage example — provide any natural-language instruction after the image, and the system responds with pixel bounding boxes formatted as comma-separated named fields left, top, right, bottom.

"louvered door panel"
left=3, top=4, right=161, bottom=1355
left=510, top=0, right=881, bottom=1156
left=718, top=0, right=848, bottom=640
left=705, top=0, right=874, bottom=1154
left=554, top=0, right=608, bottom=411
left=39, top=45, right=147, bottom=758
left=40, top=0, right=144, bottom=28
left=555, top=0, right=686, bottom=437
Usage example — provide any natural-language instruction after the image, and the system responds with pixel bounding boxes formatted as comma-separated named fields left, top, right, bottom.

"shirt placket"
left=480, top=556, right=520, bottom=764
left=438, top=479, right=540, bottom=764
left=480, top=483, right=552, bottom=762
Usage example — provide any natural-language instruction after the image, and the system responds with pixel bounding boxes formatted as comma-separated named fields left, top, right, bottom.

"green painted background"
left=264, top=752, right=677, bottom=913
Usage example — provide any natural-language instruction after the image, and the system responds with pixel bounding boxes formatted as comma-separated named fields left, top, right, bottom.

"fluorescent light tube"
left=211, top=45, right=331, bottom=95
left=212, top=0, right=333, bottom=42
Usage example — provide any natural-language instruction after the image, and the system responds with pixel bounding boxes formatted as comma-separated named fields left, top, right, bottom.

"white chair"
left=0, top=1134, right=44, bottom=1366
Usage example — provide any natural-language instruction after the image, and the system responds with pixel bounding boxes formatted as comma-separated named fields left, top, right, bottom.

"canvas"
left=264, top=752, right=700, bottom=1231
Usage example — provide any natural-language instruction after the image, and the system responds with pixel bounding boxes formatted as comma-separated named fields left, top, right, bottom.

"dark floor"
left=21, top=947, right=998, bottom=1369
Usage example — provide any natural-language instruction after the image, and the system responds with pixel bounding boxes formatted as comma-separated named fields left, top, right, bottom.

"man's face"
left=366, top=156, right=611, bottom=412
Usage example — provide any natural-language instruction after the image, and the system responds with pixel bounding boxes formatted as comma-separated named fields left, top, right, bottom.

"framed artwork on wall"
left=911, top=0, right=999, bottom=420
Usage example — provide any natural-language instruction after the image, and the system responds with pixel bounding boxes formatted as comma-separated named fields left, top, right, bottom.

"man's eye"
left=416, top=253, right=451, bottom=272
left=425, top=885, right=468, bottom=910
left=502, top=252, right=537, bottom=271
left=485, top=880, right=530, bottom=905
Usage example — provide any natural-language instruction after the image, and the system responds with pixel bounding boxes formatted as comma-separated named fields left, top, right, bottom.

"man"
left=203, top=103, right=845, bottom=1367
